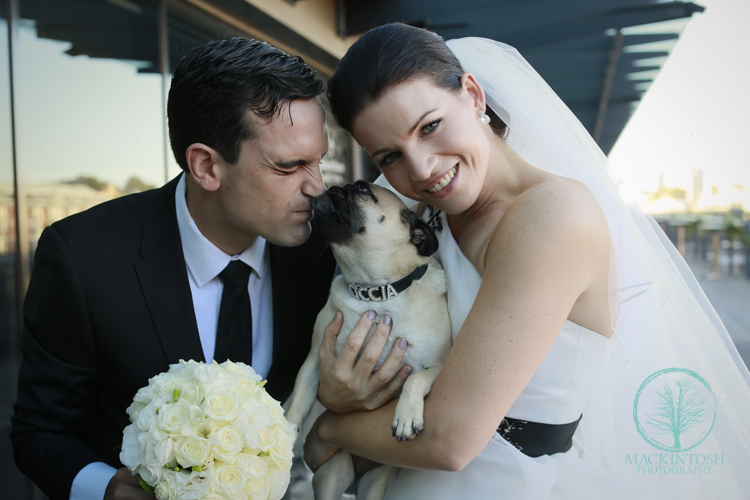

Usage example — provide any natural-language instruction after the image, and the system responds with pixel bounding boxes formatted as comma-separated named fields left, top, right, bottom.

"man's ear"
left=186, top=143, right=222, bottom=192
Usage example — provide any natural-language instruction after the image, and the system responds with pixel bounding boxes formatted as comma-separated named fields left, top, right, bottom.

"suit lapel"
left=135, top=176, right=205, bottom=364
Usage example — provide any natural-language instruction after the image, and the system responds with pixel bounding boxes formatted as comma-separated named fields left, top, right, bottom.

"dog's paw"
left=391, top=408, right=424, bottom=442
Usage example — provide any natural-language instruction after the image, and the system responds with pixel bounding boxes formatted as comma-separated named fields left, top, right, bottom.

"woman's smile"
left=427, top=165, right=458, bottom=193
left=426, top=165, right=459, bottom=198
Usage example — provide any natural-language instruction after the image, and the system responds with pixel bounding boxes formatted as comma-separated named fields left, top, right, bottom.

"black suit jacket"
left=10, top=176, right=335, bottom=500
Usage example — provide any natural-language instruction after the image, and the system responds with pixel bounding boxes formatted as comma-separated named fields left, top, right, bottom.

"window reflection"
left=16, top=0, right=164, bottom=256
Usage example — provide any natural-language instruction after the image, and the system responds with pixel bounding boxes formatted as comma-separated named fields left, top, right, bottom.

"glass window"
left=16, top=0, right=165, bottom=258
left=2, top=2, right=31, bottom=497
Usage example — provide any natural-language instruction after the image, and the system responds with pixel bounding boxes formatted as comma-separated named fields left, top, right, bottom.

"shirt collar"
left=175, top=174, right=267, bottom=287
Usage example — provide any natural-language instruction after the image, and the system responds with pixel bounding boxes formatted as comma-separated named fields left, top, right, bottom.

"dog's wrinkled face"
left=312, top=181, right=438, bottom=281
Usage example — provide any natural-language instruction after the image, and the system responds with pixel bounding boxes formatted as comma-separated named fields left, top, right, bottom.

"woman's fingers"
left=317, top=311, right=411, bottom=412
left=366, top=363, right=412, bottom=411
left=320, top=311, right=345, bottom=361
left=353, top=315, right=394, bottom=378
left=337, top=310, right=378, bottom=366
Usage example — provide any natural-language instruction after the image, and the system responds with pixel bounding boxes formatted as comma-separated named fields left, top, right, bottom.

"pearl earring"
left=478, top=110, right=491, bottom=125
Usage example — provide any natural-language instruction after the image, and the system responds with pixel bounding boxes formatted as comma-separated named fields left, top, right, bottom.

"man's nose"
left=304, top=164, right=326, bottom=197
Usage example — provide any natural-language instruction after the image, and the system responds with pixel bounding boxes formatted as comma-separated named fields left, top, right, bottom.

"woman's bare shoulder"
left=484, top=176, right=610, bottom=276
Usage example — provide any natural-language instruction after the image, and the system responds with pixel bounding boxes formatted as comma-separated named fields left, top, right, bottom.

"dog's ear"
left=402, top=209, right=439, bottom=257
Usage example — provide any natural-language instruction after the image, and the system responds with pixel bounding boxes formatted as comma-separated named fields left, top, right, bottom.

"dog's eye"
left=358, top=226, right=367, bottom=234
left=379, top=216, right=386, bottom=223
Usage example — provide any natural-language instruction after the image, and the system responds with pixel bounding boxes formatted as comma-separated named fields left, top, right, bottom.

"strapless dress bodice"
left=435, top=210, right=609, bottom=425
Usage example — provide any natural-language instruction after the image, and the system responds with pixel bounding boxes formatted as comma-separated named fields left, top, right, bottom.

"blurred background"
left=1, top=0, right=747, bottom=497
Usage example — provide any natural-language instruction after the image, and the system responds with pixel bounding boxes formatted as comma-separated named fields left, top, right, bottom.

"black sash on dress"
left=497, top=414, right=582, bottom=458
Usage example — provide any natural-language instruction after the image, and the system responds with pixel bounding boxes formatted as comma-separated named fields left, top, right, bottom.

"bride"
left=307, top=22, right=750, bottom=498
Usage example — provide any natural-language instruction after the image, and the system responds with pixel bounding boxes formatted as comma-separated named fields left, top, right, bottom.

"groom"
left=11, top=38, right=343, bottom=500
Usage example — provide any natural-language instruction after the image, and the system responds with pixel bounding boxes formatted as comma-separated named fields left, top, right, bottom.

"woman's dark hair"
left=327, top=23, right=506, bottom=136
left=168, top=37, right=323, bottom=171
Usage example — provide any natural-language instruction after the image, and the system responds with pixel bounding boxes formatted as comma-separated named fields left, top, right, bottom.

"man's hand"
left=317, top=310, right=412, bottom=414
left=104, top=468, right=153, bottom=500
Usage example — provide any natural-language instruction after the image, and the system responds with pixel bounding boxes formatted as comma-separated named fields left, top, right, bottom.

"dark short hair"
left=327, top=23, right=506, bottom=137
left=168, top=37, right=323, bottom=171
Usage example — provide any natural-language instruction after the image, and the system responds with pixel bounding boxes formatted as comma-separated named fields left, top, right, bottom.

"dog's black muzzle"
left=312, top=181, right=379, bottom=244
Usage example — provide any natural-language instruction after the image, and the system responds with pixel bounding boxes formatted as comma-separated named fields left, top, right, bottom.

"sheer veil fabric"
left=376, top=38, right=750, bottom=498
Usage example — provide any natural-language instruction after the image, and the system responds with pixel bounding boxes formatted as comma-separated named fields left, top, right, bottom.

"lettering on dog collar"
left=348, top=264, right=428, bottom=302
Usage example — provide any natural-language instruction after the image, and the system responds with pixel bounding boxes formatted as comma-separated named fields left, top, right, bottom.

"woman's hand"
left=303, top=414, right=341, bottom=472
left=317, top=311, right=412, bottom=413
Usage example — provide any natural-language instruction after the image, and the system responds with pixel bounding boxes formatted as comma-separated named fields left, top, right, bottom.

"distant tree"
left=124, top=176, right=156, bottom=193
left=65, top=176, right=109, bottom=191
left=645, top=377, right=705, bottom=449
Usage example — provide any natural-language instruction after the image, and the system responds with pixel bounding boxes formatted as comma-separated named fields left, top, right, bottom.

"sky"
left=608, top=0, right=750, bottom=210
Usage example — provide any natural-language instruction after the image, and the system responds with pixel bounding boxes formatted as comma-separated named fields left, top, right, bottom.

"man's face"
left=214, top=98, right=328, bottom=250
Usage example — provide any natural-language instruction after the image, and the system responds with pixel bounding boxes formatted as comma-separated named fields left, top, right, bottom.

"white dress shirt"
left=70, top=174, right=274, bottom=499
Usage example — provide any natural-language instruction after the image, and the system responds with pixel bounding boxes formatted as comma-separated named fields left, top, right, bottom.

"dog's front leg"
left=312, top=449, right=355, bottom=500
left=357, top=464, right=393, bottom=500
left=392, top=365, right=442, bottom=442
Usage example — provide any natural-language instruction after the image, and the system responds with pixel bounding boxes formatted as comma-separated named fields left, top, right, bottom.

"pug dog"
left=286, top=181, right=452, bottom=500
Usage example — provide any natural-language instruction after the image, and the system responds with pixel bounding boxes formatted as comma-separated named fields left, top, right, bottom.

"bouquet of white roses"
left=120, top=359, right=296, bottom=500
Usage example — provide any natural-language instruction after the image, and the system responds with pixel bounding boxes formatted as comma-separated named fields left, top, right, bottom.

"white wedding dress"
left=375, top=36, right=750, bottom=500
left=384, top=210, right=631, bottom=500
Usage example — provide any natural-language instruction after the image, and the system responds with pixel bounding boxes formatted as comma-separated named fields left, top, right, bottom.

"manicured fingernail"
left=367, top=310, right=376, bottom=320
left=398, top=338, right=407, bottom=350
left=383, top=316, right=392, bottom=326
left=404, top=365, right=413, bottom=375
left=333, top=311, right=341, bottom=322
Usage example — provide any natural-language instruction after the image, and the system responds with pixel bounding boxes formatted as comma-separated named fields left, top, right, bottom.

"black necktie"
left=214, top=260, right=253, bottom=365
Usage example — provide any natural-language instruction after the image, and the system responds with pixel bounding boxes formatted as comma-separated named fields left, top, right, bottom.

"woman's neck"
left=453, top=139, right=539, bottom=232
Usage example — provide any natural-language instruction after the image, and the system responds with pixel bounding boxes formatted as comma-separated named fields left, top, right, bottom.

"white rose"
left=236, top=380, right=263, bottom=404
left=176, top=382, right=203, bottom=405
left=157, top=399, right=193, bottom=434
left=224, top=360, right=262, bottom=383
left=259, top=392, right=285, bottom=421
left=268, top=468, right=291, bottom=500
left=174, top=435, right=211, bottom=468
left=211, top=461, right=248, bottom=496
left=246, top=474, right=271, bottom=500
left=267, top=426, right=294, bottom=469
left=209, top=424, right=245, bottom=462
left=149, top=370, right=183, bottom=397
left=144, top=427, right=170, bottom=465
left=182, top=418, right=212, bottom=440
left=153, top=471, right=179, bottom=500
left=119, top=423, right=145, bottom=471
left=153, top=436, right=175, bottom=467
left=195, top=362, right=238, bottom=392
left=204, top=490, right=227, bottom=500
left=177, top=470, right=211, bottom=500
left=233, top=454, right=268, bottom=479
left=134, top=401, right=154, bottom=432
left=203, top=387, right=241, bottom=422
left=232, top=402, right=274, bottom=452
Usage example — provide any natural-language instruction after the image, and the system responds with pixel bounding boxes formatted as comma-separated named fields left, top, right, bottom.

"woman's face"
left=351, top=74, right=491, bottom=214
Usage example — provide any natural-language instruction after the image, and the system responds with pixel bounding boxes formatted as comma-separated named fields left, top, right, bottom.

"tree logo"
left=633, top=368, right=717, bottom=452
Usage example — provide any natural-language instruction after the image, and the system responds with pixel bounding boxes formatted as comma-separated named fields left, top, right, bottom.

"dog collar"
left=348, top=264, right=429, bottom=302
